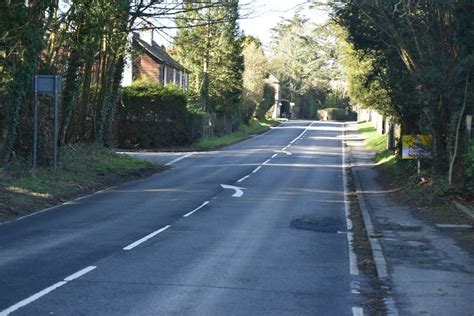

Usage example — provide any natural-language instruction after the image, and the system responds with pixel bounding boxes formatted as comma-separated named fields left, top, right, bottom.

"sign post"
left=32, top=75, right=61, bottom=169
left=402, top=134, right=431, bottom=175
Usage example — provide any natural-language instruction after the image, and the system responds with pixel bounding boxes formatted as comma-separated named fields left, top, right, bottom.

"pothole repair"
left=290, top=216, right=344, bottom=233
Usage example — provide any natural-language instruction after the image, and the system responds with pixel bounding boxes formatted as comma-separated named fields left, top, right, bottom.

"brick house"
left=122, top=32, right=188, bottom=89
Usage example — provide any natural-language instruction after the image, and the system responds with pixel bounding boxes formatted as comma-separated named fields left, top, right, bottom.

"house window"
left=173, top=68, right=177, bottom=84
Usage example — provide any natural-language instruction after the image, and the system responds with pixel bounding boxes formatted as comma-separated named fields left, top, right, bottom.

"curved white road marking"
left=220, top=184, right=245, bottom=197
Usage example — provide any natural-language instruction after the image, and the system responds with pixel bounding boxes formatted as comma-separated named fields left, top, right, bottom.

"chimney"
left=140, top=24, right=154, bottom=46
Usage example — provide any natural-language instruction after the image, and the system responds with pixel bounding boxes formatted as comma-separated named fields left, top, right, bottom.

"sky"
left=151, top=0, right=330, bottom=48
left=239, top=0, right=330, bottom=49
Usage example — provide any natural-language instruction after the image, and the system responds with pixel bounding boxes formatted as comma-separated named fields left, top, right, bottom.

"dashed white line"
left=0, top=266, right=97, bottom=316
left=289, top=122, right=314, bottom=144
left=64, top=266, right=96, bottom=281
left=165, top=154, right=193, bottom=166
left=262, top=159, right=271, bottom=165
left=0, top=282, right=67, bottom=316
left=123, top=225, right=171, bottom=250
left=237, top=175, right=251, bottom=183
left=252, top=166, right=262, bottom=173
left=289, top=131, right=306, bottom=144
left=183, top=201, right=210, bottom=218
left=271, top=154, right=278, bottom=158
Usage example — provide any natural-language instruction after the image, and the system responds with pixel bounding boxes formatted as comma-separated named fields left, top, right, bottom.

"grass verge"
left=357, top=121, right=474, bottom=254
left=358, top=121, right=465, bottom=204
left=0, top=143, right=165, bottom=222
left=358, top=121, right=397, bottom=165
left=194, top=118, right=280, bottom=150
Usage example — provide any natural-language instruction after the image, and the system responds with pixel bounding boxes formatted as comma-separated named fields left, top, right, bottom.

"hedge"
left=118, top=79, right=203, bottom=148
left=255, top=83, right=275, bottom=120
left=318, top=108, right=357, bottom=121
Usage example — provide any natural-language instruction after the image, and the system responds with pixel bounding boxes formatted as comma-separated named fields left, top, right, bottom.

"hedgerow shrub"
left=255, top=83, right=275, bottom=120
left=465, top=140, right=474, bottom=194
left=319, top=108, right=357, bottom=121
left=118, top=79, right=202, bottom=148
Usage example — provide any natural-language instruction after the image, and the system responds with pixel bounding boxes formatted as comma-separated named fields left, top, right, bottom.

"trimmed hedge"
left=318, top=108, right=357, bottom=121
left=256, top=83, right=275, bottom=120
left=118, top=80, right=202, bottom=148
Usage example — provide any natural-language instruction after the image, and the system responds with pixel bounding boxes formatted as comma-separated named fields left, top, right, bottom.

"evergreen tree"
left=173, top=1, right=243, bottom=132
left=269, top=16, right=339, bottom=118
left=242, top=36, right=267, bottom=123
left=333, top=0, right=474, bottom=184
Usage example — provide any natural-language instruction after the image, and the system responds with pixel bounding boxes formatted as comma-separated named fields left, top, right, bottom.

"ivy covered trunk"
left=0, top=1, right=53, bottom=164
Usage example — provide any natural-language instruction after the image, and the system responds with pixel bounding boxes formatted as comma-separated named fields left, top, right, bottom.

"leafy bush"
left=465, top=140, right=474, bottom=194
left=118, top=79, right=202, bottom=148
left=255, top=83, right=275, bottom=120
left=466, top=140, right=474, bottom=177
left=241, top=96, right=257, bottom=124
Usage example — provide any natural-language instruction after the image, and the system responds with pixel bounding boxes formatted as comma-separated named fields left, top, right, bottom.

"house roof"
left=133, top=34, right=187, bottom=72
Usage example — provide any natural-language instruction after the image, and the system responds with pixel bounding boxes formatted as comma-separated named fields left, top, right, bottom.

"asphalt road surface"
left=0, top=121, right=363, bottom=315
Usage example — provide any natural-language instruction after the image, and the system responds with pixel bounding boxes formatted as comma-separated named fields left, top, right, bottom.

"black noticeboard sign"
left=35, top=75, right=61, bottom=94
left=32, top=75, right=61, bottom=169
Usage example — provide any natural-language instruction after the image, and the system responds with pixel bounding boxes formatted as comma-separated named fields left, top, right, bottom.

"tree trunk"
left=448, top=72, right=470, bottom=185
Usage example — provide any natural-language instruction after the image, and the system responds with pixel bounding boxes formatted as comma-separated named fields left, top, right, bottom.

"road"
left=0, top=121, right=364, bottom=315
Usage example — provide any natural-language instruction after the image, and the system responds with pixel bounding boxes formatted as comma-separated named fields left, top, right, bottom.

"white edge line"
left=263, top=159, right=271, bottom=165
left=347, top=232, right=358, bottom=276
left=251, top=126, right=275, bottom=138
left=165, top=154, right=192, bottom=166
left=0, top=281, right=67, bottom=316
left=252, top=166, right=262, bottom=173
left=352, top=306, right=364, bottom=316
left=342, top=122, right=359, bottom=276
left=183, top=201, right=210, bottom=218
left=123, top=225, right=171, bottom=250
left=64, top=266, right=96, bottom=282
left=237, top=175, right=251, bottom=183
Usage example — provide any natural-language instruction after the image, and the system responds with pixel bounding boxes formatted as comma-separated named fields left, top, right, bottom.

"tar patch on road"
left=378, top=223, right=422, bottom=232
left=290, top=216, right=344, bottom=233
